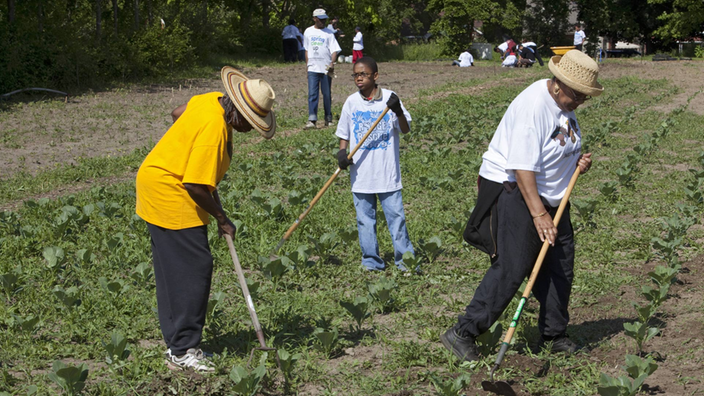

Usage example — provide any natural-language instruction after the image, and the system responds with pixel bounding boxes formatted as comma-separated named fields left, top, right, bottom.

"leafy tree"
left=428, top=0, right=521, bottom=55
left=524, top=0, right=572, bottom=47
left=648, top=0, right=704, bottom=43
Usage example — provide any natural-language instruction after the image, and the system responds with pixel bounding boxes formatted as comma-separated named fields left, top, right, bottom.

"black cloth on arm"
left=463, top=177, right=503, bottom=257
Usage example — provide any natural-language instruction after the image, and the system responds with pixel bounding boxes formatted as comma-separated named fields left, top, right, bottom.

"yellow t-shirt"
left=136, top=92, right=232, bottom=230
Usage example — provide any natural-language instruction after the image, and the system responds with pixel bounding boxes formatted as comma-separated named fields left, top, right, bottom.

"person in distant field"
left=296, top=27, right=306, bottom=62
left=518, top=44, right=536, bottom=67
left=335, top=56, right=416, bottom=272
left=327, top=17, right=344, bottom=40
left=440, top=50, right=601, bottom=364
left=453, top=48, right=474, bottom=67
left=136, top=67, right=276, bottom=372
left=502, top=51, right=517, bottom=67
left=574, top=24, right=586, bottom=52
left=282, top=19, right=300, bottom=63
left=352, top=26, right=364, bottom=63
left=522, top=40, right=544, bottom=66
left=303, top=8, right=341, bottom=129
left=494, top=38, right=516, bottom=60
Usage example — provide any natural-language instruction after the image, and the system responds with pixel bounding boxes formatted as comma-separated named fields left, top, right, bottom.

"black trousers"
left=148, top=223, right=213, bottom=356
left=283, top=39, right=299, bottom=62
left=456, top=182, right=574, bottom=339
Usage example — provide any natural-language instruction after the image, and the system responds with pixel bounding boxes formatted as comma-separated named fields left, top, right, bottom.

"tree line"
left=0, top=0, right=701, bottom=93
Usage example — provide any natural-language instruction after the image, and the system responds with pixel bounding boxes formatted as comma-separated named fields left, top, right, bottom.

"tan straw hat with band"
left=548, top=50, right=604, bottom=97
left=221, top=66, right=276, bottom=139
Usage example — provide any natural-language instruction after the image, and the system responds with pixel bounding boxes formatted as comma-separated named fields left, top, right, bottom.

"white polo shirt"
left=479, top=79, right=582, bottom=206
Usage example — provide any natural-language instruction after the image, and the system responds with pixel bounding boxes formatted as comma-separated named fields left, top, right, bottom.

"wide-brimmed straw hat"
left=221, top=66, right=276, bottom=139
left=548, top=50, right=604, bottom=97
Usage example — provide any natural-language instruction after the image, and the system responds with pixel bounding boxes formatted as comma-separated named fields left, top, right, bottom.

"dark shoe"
left=538, top=334, right=578, bottom=354
left=440, top=327, right=479, bottom=362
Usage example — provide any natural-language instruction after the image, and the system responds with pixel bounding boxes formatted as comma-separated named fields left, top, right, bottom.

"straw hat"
left=221, top=66, right=276, bottom=139
left=548, top=50, right=604, bottom=97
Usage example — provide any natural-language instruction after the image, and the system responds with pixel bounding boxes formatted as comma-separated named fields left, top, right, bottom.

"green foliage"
left=229, top=364, right=267, bottom=396
left=597, top=372, right=647, bottom=396
left=428, top=372, right=472, bottom=396
left=401, top=251, right=424, bottom=273
left=623, top=354, right=658, bottom=379
left=102, top=331, right=131, bottom=365
left=367, top=276, right=399, bottom=313
left=417, top=236, right=443, bottom=263
left=313, top=327, right=339, bottom=357
left=308, top=232, right=339, bottom=263
left=524, top=0, right=573, bottom=47
left=277, top=348, right=300, bottom=381
left=648, top=0, right=704, bottom=43
left=340, top=296, right=371, bottom=331
left=475, top=320, right=503, bottom=355
left=623, top=321, right=659, bottom=353
left=428, top=0, right=521, bottom=56
left=47, top=361, right=89, bottom=396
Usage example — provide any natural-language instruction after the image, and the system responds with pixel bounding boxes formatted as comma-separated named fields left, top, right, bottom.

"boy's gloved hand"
left=386, top=93, right=403, bottom=116
left=337, top=149, right=353, bottom=170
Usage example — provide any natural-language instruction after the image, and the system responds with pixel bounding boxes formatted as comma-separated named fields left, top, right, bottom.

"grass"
left=0, top=62, right=703, bottom=395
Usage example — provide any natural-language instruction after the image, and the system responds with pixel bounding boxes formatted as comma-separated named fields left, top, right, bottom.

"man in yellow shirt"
left=136, top=67, right=276, bottom=372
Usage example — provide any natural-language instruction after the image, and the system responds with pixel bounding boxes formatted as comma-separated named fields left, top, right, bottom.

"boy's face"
left=353, top=63, right=378, bottom=92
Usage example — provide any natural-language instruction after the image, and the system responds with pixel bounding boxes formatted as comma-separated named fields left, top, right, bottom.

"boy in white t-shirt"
left=303, top=8, right=341, bottom=129
left=452, top=48, right=474, bottom=67
left=335, top=57, right=415, bottom=272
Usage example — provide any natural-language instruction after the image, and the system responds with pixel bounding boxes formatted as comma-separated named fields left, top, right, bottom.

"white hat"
left=312, top=9, right=328, bottom=19
left=548, top=50, right=604, bottom=97
left=220, top=66, right=276, bottom=139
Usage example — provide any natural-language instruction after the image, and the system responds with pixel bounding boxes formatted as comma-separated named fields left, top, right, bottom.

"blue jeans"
left=307, top=72, right=332, bottom=122
left=353, top=190, right=414, bottom=271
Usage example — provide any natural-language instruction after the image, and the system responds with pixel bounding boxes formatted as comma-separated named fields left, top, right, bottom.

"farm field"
left=1, top=59, right=703, bottom=396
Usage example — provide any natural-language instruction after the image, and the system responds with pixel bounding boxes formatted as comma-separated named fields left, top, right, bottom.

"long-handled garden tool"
left=271, top=107, right=390, bottom=255
left=481, top=167, right=581, bottom=396
left=224, top=234, right=281, bottom=370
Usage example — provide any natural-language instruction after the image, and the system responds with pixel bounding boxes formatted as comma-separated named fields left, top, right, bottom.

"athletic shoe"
left=324, top=119, right=335, bottom=127
left=166, top=348, right=215, bottom=372
left=537, top=334, right=578, bottom=354
left=166, top=348, right=213, bottom=359
left=304, top=121, right=316, bottom=129
left=440, top=327, right=479, bottom=362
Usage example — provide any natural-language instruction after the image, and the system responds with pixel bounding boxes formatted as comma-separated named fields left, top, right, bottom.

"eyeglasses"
left=351, top=72, right=372, bottom=79
left=561, top=82, right=591, bottom=103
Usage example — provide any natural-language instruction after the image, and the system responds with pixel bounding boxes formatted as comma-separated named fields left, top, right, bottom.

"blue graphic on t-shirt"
left=353, top=110, right=392, bottom=150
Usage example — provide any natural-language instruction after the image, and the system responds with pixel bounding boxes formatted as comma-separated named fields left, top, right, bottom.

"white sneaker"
left=166, top=348, right=212, bottom=358
left=166, top=348, right=215, bottom=372
left=324, top=120, right=335, bottom=127
left=304, top=121, right=316, bottom=129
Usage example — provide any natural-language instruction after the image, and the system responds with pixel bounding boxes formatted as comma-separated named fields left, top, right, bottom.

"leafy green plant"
left=98, top=277, right=129, bottom=298
left=130, top=262, right=153, bottom=286
left=401, top=251, right=423, bottom=273
left=475, top=321, right=503, bottom=355
left=641, top=284, right=669, bottom=308
left=75, top=249, right=95, bottom=266
left=428, top=372, right=471, bottom=396
left=597, top=372, right=647, bottom=396
left=43, top=246, right=66, bottom=269
left=313, top=327, right=339, bottom=357
left=206, top=291, right=227, bottom=322
left=367, top=276, right=398, bottom=313
left=229, top=364, right=266, bottom=396
left=631, top=302, right=657, bottom=323
left=11, top=314, right=40, bottom=333
left=623, top=354, right=658, bottom=379
left=615, top=160, right=635, bottom=187
left=53, top=286, right=81, bottom=309
left=648, top=265, right=679, bottom=289
left=102, top=331, right=131, bottom=364
left=259, top=255, right=293, bottom=283
left=599, top=181, right=619, bottom=201
left=277, top=348, right=301, bottom=382
left=338, top=226, right=359, bottom=246
left=47, top=361, right=89, bottom=396
left=572, top=198, right=598, bottom=227
left=340, top=296, right=370, bottom=331
left=308, top=232, right=339, bottom=263
left=623, top=321, right=658, bottom=354
left=418, top=236, right=443, bottom=263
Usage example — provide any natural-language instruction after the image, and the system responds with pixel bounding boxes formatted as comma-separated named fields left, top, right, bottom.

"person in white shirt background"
left=502, top=51, right=517, bottom=67
left=282, top=19, right=300, bottom=63
left=352, top=27, right=364, bottom=63
left=452, top=48, right=474, bottom=67
left=303, top=8, right=341, bottom=129
left=521, top=40, right=544, bottom=66
left=574, top=24, right=586, bottom=52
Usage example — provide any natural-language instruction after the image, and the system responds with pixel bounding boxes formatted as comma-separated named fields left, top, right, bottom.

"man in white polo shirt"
left=303, top=8, right=341, bottom=129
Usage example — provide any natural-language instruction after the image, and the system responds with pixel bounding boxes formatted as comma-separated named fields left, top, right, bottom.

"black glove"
left=337, top=149, right=353, bottom=170
left=386, top=93, right=403, bottom=116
